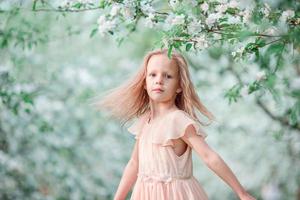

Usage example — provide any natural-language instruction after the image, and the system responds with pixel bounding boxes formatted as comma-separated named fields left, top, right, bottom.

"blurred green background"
left=0, top=0, right=299, bottom=200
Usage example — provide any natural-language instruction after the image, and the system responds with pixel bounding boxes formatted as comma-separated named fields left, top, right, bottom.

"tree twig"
left=33, top=7, right=101, bottom=12
left=227, top=60, right=300, bottom=131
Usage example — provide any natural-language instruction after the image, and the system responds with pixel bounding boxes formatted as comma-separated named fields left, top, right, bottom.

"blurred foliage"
left=0, top=0, right=299, bottom=200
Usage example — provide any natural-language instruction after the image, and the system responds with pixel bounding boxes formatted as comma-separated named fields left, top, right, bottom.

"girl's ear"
left=176, top=88, right=182, bottom=93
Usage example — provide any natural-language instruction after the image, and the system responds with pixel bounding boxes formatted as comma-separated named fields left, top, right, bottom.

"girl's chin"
left=150, top=96, right=164, bottom=100
left=149, top=96, right=174, bottom=102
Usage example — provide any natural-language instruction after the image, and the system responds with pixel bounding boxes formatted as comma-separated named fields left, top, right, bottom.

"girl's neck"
left=147, top=106, right=179, bottom=123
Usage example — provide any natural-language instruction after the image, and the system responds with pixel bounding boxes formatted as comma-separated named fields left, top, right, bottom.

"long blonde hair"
left=91, top=48, right=216, bottom=127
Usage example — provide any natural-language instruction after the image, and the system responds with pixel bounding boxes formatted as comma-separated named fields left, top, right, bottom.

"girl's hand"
left=239, top=192, right=256, bottom=200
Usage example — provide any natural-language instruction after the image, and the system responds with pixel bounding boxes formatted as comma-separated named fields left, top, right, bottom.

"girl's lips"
left=153, top=89, right=164, bottom=92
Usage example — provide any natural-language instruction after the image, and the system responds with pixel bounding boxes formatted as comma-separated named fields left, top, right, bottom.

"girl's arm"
left=114, top=140, right=139, bottom=200
left=182, top=125, right=256, bottom=200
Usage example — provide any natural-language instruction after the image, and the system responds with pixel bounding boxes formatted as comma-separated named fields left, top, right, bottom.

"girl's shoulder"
left=127, top=112, right=149, bottom=139
left=127, top=109, right=208, bottom=144
left=152, top=109, right=208, bottom=147
left=168, top=109, right=194, bottom=119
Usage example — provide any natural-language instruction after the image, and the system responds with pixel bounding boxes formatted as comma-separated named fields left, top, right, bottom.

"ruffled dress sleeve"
left=127, top=113, right=148, bottom=139
left=152, top=110, right=207, bottom=147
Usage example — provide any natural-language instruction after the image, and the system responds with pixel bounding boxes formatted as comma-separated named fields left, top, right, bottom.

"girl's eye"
left=149, top=73, right=172, bottom=78
left=164, top=74, right=172, bottom=78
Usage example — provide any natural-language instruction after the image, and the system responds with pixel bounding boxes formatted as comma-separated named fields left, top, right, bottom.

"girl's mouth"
left=153, top=89, right=164, bottom=92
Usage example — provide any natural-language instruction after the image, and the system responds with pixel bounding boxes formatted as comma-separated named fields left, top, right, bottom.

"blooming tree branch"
left=27, top=0, right=300, bottom=127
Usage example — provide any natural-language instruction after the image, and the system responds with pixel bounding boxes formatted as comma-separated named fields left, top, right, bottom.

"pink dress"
left=127, top=109, right=209, bottom=200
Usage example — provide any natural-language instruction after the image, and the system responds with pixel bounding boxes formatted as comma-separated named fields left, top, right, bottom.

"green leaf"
left=168, top=45, right=173, bottom=59
left=251, top=5, right=263, bottom=24
left=290, top=90, right=300, bottom=98
left=21, top=92, right=34, bottom=105
left=89, top=28, right=98, bottom=38
left=273, top=130, right=284, bottom=141
left=265, top=73, right=276, bottom=88
left=266, top=43, right=285, bottom=56
left=254, top=49, right=259, bottom=60
left=186, top=43, right=192, bottom=51
left=224, top=84, right=242, bottom=104
left=1, top=37, right=9, bottom=48
left=268, top=11, right=281, bottom=25
left=289, top=101, right=300, bottom=125
left=117, top=37, right=124, bottom=47
left=173, top=40, right=182, bottom=48
left=25, top=108, right=31, bottom=114
left=179, top=32, right=190, bottom=38
left=248, top=81, right=261, bottom=94
left=237, top=31, right=254, bottom=41
left=32, top=0, right=37, bottom=11
left=208, top=47, right=223, bottom=60
left=226, top=7, right=239, bottom=15
left=99, top=0, right=105, bottom=8
left=72, top=3, right=82, bottom=9
left=12, top=105, right=19, bottom=115
left=245, top=42, right=258, bottom=53
left=255, top=37, right=266, bottom=47
left=39, top=121, right=53, bottom=132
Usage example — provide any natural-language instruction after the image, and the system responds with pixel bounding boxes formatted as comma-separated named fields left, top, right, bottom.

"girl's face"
left=145, top=54, right=182, bottom=103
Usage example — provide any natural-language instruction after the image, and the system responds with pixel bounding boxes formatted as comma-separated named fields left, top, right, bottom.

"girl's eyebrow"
left=148, top=69, right=174, bottom=74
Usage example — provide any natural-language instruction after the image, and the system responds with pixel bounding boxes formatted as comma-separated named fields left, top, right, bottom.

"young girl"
left=96, top=49, right=256, bottom=200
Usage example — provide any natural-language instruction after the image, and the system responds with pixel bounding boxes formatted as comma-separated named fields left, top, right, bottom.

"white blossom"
left=188, top=0, right=198, bottom=7
left=228, top=0, right=238, bottom=8
left=217, top=0, right=227, bottom=3
left=213, top=33, right=222, bottom=40
left=290, top=77, right=300, bottom=90
left=12, top=83, right=36, bottom=93
left=240, top=85, right=249, bottom=97
left=97, top=15, right=117, bottom=36
left=122, top=7, right=136, bottom=20
left=0, top=151, right=8, bottom=164
left=7, top=159, right=23, bottom=172
left=194, top=35, right=209, bottom=50
left=187, top=18, right=202, bottom=35
left=141, top=0, right=155, bottom=13
left=166, top=14, right=185, bottom=26
left=262, top=3, right=271, bottom=17
left=261, top=182, right=282, bottom=200
left=256, top=71, right=267, bottom=81
left=169, top=0, right=180, bottom=10
left=123, top=0, right=135, bottom=7
left=205, top=12, right=222, bottom=28
left=78, top=0, right=94, bottom=3
left=231, top=47, right=244, bottom=59
left=164, top=14, right=174, bottom=30
left=227, top=15, right=241, bottom=24
left=216, top=4, right=228, bottom=13
left=61, top=0, right=95, bottom=7
left=280, top=9, right=295, bottom=22
left=144, top=13, right=156, bottom=28
left=97, top=15, right=105, bottom=25
left=110, top=4, right=121, bottom=17
left=200, top=2, right=209, bottom=13
left=77, top=68, right=97, bottom=86
left=231, top=51, right=237, bottom=57
left=264, top=26, right=278, bottom=36
left=122, top=0, right=136, bottom=20
left=240, top=8, right=252, bottom=24
left=173, top=14, right=185, bottom=25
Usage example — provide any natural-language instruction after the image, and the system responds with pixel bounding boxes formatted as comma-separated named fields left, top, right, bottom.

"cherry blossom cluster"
left=87, top=0, right=297, bottom=58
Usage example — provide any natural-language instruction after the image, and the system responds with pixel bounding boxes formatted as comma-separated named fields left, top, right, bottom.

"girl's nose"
left=155, top=75, right=164, bottom=84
